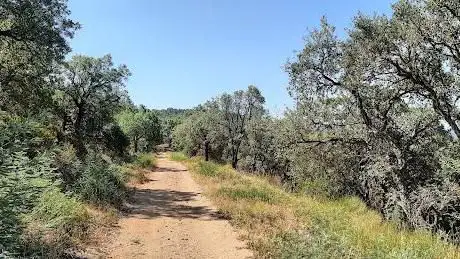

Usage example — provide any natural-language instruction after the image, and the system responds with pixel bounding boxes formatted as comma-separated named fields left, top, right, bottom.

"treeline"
left=172, top=0, right=460, bottom=243
left=0, top=1, right=166, bottom=257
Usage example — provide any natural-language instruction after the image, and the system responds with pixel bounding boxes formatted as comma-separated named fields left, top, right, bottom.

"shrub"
left=102, top=123, right=130, bottom=160
left=27, top=189, right=89, bottom=231
left=75, top=157, right=127, bottom=206
left=133, top=153, right=156, bottom=169
left=0, top=116, right=57, bottom=254
left=22, top=189, right=90, bottom=258
left=53, top=144, right=82, bottom=190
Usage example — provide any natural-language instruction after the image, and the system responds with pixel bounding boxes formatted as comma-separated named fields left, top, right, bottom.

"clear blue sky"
left=68, top=0, right=393, bottom=114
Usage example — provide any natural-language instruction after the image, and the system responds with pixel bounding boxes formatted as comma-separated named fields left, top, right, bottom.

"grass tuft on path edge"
left=170, top=152, right=460, bottom=259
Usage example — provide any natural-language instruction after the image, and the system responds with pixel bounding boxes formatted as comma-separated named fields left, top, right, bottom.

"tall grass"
left=169, top=152, right=188, bottom=162
left=176, top=154, right=460, bottom=258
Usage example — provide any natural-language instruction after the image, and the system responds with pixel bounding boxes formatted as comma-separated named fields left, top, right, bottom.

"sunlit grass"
left=169, top=152, right=188, bottom=162
left=174, top=153, right=460, bottom=259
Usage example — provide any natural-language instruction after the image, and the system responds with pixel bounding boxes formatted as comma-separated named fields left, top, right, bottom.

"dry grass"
left=174, top=154, right=460, bottom=259
left=122, top=153, right=158, bottom=185
left=122, top=166, right=150, bottom=185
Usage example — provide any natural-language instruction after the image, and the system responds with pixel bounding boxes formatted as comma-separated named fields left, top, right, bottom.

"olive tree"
left=215, top=85, right=266, bottom=168
left=116, top=108, right=162, bottom=153
left=285, top=0, right=460, bottom=239
left=56, top=54, right=131, bottom=157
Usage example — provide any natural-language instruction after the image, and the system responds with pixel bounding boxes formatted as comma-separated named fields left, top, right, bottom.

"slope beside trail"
left=106, top=153, right=252, bottom=259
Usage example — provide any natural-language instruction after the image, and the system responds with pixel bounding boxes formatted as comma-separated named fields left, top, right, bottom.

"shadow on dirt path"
left=106, top=153, right=252, bottom=259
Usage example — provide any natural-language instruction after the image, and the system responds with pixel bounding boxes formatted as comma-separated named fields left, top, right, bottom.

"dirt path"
left=106, top=153, right=252, bottom=259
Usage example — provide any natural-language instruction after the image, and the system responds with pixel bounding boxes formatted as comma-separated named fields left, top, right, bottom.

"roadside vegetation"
left=171, top=0, right=460, bottom=250
left=172, top=153, right=460, bottom=258
left=0, top=1, right=162, bottom=257
left=4, top=0, right=460, bottom=257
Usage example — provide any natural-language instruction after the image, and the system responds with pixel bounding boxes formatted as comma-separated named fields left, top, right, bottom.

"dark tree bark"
left=204, top=139, right=210, bottom=161
left=73, top=103, right=87, bottom=158
left=133, top=136, right=138, bottom=153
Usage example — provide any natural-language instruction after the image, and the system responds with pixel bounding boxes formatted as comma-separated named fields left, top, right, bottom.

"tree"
left=0, top=0, right=80, bottom=114
left=172, top=108, right=223, bottom=161
left=239, top=117, right=280, bottom=173
left=284, top=0, right=460, bottom=239
left=101, top=123, right=130, bottom=158
left=56, top=54, right=131, bottom=158
left=217, top=85, right=266, bottom=168
left=172, top=86, right=266, bottom=168
left=116, top=108, right=162, bottom=153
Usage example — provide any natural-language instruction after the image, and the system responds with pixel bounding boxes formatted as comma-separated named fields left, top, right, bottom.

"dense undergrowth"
left=0, top=140, right=154, bottom=258
left=171, top=152, right=460, bottom=259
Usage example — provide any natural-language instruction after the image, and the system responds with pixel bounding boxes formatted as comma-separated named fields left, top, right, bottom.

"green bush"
left=22, top=189, right=90, bottom=258
left=133, top=153, right=156, bottom=168
left=0, top=116, right=57, bottom=254
left=54, top=144, right=82, bottom=190
left=75, top=157, right=127, bottom=206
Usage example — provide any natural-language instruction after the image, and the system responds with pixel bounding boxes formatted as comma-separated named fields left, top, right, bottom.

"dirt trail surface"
left=106, top=153, right=252, bottom=259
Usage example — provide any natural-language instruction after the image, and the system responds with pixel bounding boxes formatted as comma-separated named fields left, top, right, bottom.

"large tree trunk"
left=231, top=147, right=238, bottom=169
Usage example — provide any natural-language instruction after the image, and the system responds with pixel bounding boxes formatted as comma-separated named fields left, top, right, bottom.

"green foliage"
left=282, top=0, right=460, bottom=241
left=0, top=116, right=58, bottom=253
left=56, top=54, right=131, bottom=157
left=172, top=85, right=266, bottom=168
left=153, top=108, right=193, bottom=145
left=53, top=143, right=82, bottom=190
left=133, top=153, right=156, bottom=169
left=218, top=186, right=282, bottom=204
left=21, top=189, right=90, bottom=258
left=0, top=1, right=133, bottom=257
left=0, top=0, right=80, bottom=114
left=75, top=156, right=127, bottom=206
left=172, top=109, right=225, bottom=161
left=116, top=108, right=162, bottom=153
left=27, top=188, right=89, bottom=231
left=102, top=123, right=130, bottom=159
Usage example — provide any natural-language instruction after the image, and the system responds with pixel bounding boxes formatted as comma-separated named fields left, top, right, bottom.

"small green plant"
left=133, top=153, right=156, bottom=168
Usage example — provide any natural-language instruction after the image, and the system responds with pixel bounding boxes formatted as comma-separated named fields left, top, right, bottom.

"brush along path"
left=107, top=153, right=252, bottom=259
